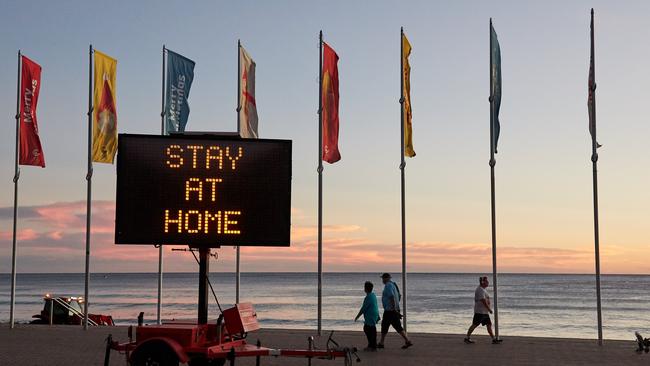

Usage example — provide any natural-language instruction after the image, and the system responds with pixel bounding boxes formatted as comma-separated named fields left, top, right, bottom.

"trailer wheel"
left=188, top=356, right=225, bottom=366
left=131, top=342, right=180, bottom=366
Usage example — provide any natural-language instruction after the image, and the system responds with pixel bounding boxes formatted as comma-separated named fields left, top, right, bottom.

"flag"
left=588, top=10, right=601, bottom=149
left=19, top=55, right=45, bottom=167
left=322, top=42, right=341, bottom=164
left=490, top=23, right=502, bottom=154
left=92, top=50, right=117, bottom=163
left=239, top=45, right=258, bottom=138
left=402, top=32, right=415, bottom=157
left=165, top=50, right=195, bottom=134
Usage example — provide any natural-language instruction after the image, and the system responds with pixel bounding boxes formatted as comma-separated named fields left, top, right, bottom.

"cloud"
left=0, top=228, right=39, bottom=241
left=48, top=231, right=64, bottom=240
left=291, top=224, right=363, bottom=241
left=0, top=200, right=648, bottom=274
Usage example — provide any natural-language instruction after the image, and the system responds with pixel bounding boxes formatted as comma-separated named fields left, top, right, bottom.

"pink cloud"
left=48, top=231, right=63, bottom=240
left=33, top=201, right=86, bottom=229
left=291, top=224, right=362, bottom=241
left=1, top=200, right=648, bottom=274
left=0, top=228, right=39, bottom=241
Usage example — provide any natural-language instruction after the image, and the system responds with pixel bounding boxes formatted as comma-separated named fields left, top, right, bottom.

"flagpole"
left=590, top=8, right=603, bottom=345
left=317, top=30, right=324, bottom=336
left=157, top=44, right=166, bottom=325
left=489, top=19, right=500, bottom=340
left=83, top=44, right=94, bottom=330
left=399, top=27, right=408, bottom=331
left=236, top=39, right=242, bottom=304
left=9, top=50, right=22, bottom=329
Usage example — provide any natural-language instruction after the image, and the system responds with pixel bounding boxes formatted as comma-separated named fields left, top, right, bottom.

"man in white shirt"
left=464, top=276, right=502, bottom=344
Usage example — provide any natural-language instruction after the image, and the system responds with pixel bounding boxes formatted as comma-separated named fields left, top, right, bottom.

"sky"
left=1, top=0, right=649, bottom=274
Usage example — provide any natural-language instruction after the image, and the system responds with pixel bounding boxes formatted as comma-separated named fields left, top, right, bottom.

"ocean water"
left=1, top=272, right=648, bottom=340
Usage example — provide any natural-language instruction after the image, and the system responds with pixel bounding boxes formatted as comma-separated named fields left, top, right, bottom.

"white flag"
left=239, top=46, right=258, bottom=138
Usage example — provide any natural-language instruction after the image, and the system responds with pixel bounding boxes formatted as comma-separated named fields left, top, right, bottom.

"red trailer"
left=105, top=301, right=359, bottom=366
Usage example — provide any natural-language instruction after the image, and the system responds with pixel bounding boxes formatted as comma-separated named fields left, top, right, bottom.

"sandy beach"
left=0, top=324, right=647, bottom=365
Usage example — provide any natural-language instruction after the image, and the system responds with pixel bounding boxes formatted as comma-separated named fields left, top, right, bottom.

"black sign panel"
left=115, top=134, right=292, bottom=247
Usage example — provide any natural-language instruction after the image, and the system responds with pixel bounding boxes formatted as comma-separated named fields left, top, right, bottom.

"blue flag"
left=165, top=50, right=195, bottom=133
left=490, top=23, right=502, bottom=154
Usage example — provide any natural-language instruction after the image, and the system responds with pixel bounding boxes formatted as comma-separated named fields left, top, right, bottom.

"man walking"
left=377, top=273, right=413, bottom=349
left=465, top=276, right=502, bottom=344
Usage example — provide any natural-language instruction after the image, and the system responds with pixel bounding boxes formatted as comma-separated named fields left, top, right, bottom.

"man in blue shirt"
left=378, top=273, right=413, bottom=349
left=355, top=281, right=380, bottom=351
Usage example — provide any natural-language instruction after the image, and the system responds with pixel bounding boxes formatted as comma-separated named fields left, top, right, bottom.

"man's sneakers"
left=375, top=342, right=413, bottom=349
left=464, top=337, right=502, bottom=344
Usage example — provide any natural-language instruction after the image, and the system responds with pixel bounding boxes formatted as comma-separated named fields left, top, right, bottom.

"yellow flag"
left=92, top=50, right=118, bottom=163
left=402, top=33, right=415, bottom=157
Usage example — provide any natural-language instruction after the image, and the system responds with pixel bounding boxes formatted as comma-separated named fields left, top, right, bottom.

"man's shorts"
left=381, top=311, right=404, bottom=334
left=472, top=313, right=492, bottom=326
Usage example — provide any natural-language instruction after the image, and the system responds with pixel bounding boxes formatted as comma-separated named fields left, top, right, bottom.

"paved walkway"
left=0, top=325, right=647, bottom=365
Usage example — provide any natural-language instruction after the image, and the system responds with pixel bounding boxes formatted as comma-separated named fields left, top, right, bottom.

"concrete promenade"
left=0, top=325, right=647, bottom=365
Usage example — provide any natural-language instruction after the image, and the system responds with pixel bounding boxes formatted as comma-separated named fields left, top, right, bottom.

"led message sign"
left=115, top=134, right=292, bottom=247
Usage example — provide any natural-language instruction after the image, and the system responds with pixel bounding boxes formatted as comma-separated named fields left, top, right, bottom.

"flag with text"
left=19, top=55, right=45, bottom=167
left=165, top=50, right=195, bottom=134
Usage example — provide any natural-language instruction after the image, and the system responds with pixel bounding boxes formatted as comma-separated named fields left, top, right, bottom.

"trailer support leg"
left=256, top=340, right=261, bottom=366
left=308, top=336, right=314, bottom=366
left=104, top=334, right=112, bottom=366
left=228, top=347, right=236, bottom=366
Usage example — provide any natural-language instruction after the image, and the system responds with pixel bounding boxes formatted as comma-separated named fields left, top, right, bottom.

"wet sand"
left=0, top=324, right=647, bottom=365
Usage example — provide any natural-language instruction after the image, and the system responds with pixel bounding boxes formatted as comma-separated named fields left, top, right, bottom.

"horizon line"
left=1, top=271, right=648, bottom=276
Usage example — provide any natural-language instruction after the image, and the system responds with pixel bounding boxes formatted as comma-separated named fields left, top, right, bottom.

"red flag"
left=19, top=56, right=45, bottom=167
left=322, top=42, right=341, bottom=164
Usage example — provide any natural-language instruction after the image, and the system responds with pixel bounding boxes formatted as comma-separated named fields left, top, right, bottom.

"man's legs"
left=363, top=325, right=372, bottom=348
left=486, top=322, right=502, bottom=343
left=487, top=323, right=494, bottom=338
left=379, top=332, right=387, bottom=346
left=398, top=330, right=409, bottom=342
left=466, top=323, right=478, bottom=338
left=378, top=311, right=389, bottom=347
left=368, top=326, right=377, bottom=349
left=392, top=317, right=412, bottom=348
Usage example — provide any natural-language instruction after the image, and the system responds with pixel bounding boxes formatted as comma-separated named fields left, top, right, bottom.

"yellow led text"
left=164, top=209, right=241, bottom=235
left=165, top=144, right=244, bottom=170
